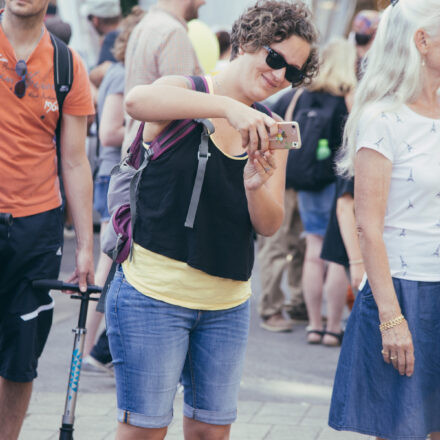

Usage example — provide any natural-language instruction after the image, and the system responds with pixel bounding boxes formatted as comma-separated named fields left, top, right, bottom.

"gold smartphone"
left=268, top=121, right=301, bottom=150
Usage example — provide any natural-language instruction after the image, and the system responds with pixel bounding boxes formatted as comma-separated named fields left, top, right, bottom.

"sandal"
left=306, top=328, right=324, bottom=344
left=322, top=330, right=344, bottom=347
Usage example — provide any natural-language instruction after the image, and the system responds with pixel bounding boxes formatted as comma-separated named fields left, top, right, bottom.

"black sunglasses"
left=263, top=46, right=305, bottom=85
left=14, top=59, right=27, bottom=99
left=354, top=33, right=372, bottom=47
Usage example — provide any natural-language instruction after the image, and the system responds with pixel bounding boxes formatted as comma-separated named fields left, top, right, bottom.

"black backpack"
left=285, top=90, right=347, bottom=191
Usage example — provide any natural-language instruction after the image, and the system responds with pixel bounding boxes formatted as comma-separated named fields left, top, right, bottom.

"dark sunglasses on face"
left=263, top=45, right=305, bottom=85
left=354, top=32, right=372, bottom=47
left=14, top=59, right=27, bottom=99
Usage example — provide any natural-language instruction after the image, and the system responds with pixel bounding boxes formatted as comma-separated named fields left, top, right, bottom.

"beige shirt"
left=122, top=6, right=202, bottom=154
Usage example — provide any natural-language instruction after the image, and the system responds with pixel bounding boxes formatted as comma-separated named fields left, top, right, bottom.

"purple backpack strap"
left=146, top=75, right=210, bottom=161
left=253, top=101, right=273, bottom=117
left=127, top=122, right=146, bottom=169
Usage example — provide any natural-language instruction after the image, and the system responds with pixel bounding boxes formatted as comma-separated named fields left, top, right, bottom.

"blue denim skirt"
left=329, top=278, right=440, bottom=440
left=297, top=183, right=335, bottom=237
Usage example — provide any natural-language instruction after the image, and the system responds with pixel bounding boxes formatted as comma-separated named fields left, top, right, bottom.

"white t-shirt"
left=356, top=104, right=440, bottom=281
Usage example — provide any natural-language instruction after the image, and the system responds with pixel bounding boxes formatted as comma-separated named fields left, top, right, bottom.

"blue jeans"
left=105, top=269, right=250, bottom=428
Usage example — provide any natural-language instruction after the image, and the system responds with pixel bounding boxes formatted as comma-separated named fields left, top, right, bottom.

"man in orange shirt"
left=0, top=1, right=95, bottom=439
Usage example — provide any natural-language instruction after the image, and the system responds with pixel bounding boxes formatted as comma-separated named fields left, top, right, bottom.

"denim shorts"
left=93, top=175, right=111, bottom=222
left=329, top=278, right=440, bottom=440
left=297, top=183, right=335, bottom=237
left=105, top=269, right=250, bottom=428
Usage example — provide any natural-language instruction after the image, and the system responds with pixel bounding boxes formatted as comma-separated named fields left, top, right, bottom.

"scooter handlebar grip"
left=32, top=279, right=102, bottom=294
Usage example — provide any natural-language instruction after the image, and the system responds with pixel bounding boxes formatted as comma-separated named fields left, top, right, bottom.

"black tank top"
left=133, top=77, right=272, bottom=281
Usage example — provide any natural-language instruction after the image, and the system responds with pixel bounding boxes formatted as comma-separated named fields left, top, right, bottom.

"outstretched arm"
left=125, top=76, right=278, bottom=152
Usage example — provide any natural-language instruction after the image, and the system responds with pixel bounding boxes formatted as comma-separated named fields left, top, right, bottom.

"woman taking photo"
left=106, top=1, right=318, bottom=439
left=329, top=1, right=440, bottom=439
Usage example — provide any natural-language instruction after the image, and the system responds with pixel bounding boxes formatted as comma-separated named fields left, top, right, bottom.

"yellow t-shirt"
left=122, top=243, right=251, bottom=310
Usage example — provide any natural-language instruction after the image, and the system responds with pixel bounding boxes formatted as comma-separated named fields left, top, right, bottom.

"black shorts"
left=0, top=207, right=63, bottom=382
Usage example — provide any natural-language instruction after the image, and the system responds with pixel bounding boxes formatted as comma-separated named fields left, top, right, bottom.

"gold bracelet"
left=379, top=314, right=405, bottom=333
left=349, top=259, right=363, bottom=265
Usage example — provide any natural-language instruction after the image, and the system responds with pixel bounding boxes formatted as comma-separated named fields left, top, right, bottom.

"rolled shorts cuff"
left=0, top=367, right=36, bottom=383
left=117, top=408, right=173, bottom=429
left=183, top=402, right=237, bottom=425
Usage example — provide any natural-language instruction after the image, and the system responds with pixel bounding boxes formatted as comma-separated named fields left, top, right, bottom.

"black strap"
left=50, top=32, right=73, bottom=178
left=96, top=261, right=117, bottom=313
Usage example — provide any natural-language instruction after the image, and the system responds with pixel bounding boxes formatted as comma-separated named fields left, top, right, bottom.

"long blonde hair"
left=307, top=38, right=357, bottom=97
left=338, top=0, right=440, bottom=177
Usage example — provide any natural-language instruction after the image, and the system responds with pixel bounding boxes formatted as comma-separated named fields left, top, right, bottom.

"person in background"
left=107, top=1, right=318, bottom=438
left=44, top=3, right=72, bottom=44
left=214, top=29, right=231, bottom=71
left=350, top=9, right=380, bottom=79
left=0, top=1, right=95, bottom=438
left=257, top=92, right=307, bottom=332
left=82, top=6, right=146, bottom=374
left=81, top=0, right=122, bottom=88
left=321, top=175, right=364, bottom=297
left=329, top=1, right=440, bottom=438
left=122, top=0, right=205, bottom=157
left=295, top=38, right=356, bottom=346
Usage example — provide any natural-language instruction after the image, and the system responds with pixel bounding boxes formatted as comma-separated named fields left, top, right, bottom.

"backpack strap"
left=253, top=101, right=273, bottom=117
left=50, top=32, right=74, bottom=177
left=184, top=118, right=215, bottom=228
left=284, top=88, right=304, bottom=122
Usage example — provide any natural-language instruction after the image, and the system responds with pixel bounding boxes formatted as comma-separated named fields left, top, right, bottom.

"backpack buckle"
left=198, top=151, right=211, bottom=160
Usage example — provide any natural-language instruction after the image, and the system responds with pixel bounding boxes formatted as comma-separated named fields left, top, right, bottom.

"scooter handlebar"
left=32, top=279, right=102, bottom=294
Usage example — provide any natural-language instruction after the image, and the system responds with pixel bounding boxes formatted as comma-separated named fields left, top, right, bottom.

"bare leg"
left=84, top=221, right=113, bottom=356
left=184, top=417, right=231, bottom=440
left=0, top=378, right=32, bottom=440
left=302, top=234, right=325, bottom=342
left=322, top=262, right=348, bottom=345
left=430, top=432, right=440, bottom=440
left=115, top=422, right=167, bottom=440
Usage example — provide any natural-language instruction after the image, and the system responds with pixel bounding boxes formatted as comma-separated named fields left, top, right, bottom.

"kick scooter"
left=32, top=279, right=102, bottom=440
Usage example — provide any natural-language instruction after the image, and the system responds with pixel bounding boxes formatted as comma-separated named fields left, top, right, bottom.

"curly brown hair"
left=230, top=0, right=319, bottom=86
left=112, top=6, right=145, bottom=64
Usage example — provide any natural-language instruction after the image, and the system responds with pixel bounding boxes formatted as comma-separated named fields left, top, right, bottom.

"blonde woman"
left=294, top=38, right=357, bottom=345
left=329, top=1, right=440, bottom=439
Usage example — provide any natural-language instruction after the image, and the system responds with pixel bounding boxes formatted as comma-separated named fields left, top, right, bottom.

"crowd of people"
left=0, top=0, right=439, bottom=439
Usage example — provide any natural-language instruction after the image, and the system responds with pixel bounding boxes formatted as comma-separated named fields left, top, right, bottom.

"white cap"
left=81, top=0, right=122, bottom=18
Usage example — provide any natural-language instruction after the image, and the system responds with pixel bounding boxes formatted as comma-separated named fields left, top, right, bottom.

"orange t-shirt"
left=0, top=24, right=94, bottom=217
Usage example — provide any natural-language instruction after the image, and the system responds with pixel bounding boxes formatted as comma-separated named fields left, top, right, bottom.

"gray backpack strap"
left=184, top=119, right=215, bottom=228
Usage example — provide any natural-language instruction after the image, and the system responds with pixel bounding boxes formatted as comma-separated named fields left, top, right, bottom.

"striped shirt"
left=122, top=6, right=202, bottom=154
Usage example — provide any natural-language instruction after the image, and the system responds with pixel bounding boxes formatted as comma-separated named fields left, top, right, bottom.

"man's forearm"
left=62, top=160, right=94, bottom=251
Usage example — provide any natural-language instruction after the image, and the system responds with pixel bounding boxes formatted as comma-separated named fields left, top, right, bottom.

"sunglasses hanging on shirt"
left=14, top=59, right=27, bottom=99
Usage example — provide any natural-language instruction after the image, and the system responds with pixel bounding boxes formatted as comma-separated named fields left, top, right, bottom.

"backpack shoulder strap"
left=50, top=32, right=73, bottom=176
left=253, top=101, right=273, bottom=117
left=285, top=88, right=304, bottom=122
left=147, top=76, right=210, bottom=161
left=186, top=75, right=209, bottom=93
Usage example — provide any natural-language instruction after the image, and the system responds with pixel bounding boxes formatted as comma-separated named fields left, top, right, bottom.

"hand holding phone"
left=268, top=121, right=301, bottom=150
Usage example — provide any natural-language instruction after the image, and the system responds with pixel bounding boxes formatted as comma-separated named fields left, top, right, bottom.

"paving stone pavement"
left=22, top=391, right=375, bottom=440
left=20, top=235, right=376, bottom=440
